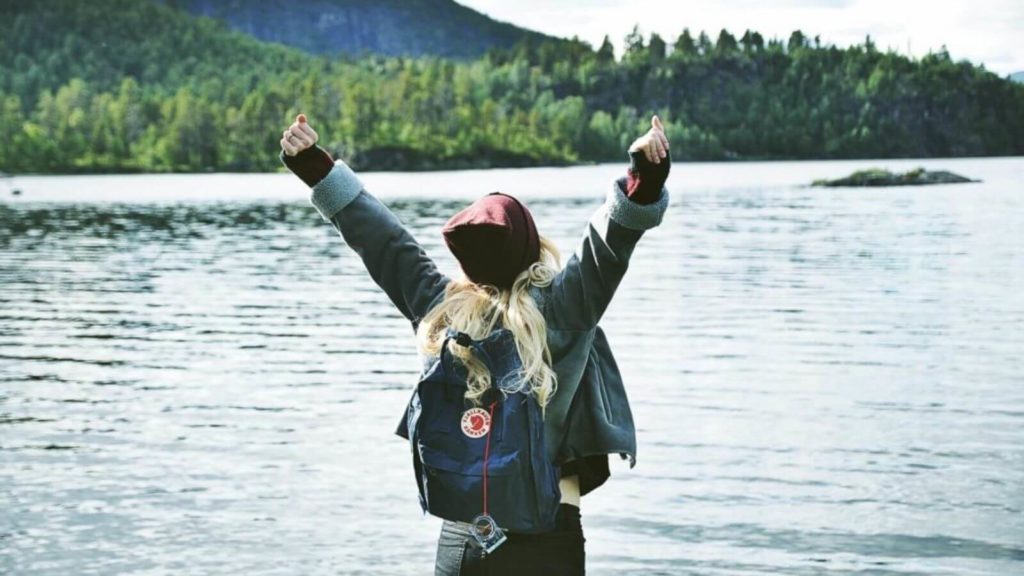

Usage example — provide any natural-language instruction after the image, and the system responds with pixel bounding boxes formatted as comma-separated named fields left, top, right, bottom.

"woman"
left=280, top=113, right=671, bottom=575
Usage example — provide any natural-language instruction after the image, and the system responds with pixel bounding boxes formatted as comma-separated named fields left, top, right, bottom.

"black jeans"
left=434, top=504, right=586, bottom=575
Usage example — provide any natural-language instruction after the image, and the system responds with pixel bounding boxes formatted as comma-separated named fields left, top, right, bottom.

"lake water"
left=1, top=158, right=1022, bottom=575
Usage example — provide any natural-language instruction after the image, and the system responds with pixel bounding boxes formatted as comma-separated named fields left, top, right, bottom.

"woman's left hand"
left=281, top=113, right=319, bottom=157
left=628, top=115, right=670, bottom=164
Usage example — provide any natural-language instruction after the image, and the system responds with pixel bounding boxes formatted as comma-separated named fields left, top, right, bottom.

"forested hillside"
left=165, top=0, right=567, bottom=59
left=1, top=0, right=1022, bottom=173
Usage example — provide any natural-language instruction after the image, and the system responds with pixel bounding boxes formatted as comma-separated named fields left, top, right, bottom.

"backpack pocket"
left=417, top=443, right=520, bottom=526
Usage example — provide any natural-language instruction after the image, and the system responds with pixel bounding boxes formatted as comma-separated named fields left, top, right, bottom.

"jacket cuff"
left=607, top=176, right=669, bottom=231
left=309, top=160, right=364, bottom=222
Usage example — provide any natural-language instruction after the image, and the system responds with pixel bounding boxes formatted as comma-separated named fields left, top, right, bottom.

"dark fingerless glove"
left=625, top=148, right=671, bottom=205
left=280, top=145, right=335, bottom=187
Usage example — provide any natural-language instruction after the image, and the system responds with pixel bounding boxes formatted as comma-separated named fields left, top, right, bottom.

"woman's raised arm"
left=540, top=115, right=672, bottom=330
left=280, top=115, right=450, bottom=328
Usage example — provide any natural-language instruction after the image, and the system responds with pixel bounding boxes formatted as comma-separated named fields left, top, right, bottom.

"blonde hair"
left=416, top=235, right=562, bottom=411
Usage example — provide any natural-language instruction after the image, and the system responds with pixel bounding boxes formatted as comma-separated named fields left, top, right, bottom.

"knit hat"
left=442, top=192, right=541, bottom=290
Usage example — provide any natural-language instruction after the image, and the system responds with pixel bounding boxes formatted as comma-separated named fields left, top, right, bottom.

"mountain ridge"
left=163, top=0, right=571, bottom=59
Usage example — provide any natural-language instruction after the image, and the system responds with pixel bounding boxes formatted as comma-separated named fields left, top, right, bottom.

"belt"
left=441, top=502, right=582, bottom=538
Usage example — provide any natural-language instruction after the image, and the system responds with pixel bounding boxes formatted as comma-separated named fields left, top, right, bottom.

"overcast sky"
left=459, top=0, right=1023, bottom=76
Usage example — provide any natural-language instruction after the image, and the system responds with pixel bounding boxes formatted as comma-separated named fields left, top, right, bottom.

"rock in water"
left=812, top=167, right=980, bottom=187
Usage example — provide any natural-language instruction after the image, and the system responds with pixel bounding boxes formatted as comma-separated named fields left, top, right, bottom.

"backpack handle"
left=441, top=327, right=498, bottom=388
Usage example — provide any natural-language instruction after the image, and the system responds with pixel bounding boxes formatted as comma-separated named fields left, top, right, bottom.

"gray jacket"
left=307, top=160, right=669, bottom=495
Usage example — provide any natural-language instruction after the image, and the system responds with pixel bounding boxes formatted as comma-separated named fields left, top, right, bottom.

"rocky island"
left=812, top=167, right=980, bottom=187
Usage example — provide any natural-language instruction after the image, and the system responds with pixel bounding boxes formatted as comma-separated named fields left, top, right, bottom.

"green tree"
left=596, top=35, right=615, bottom=64
left=715, top=30, right=739, bottom=56
left=648, top=33, right=667, bottom=64
left=673, top=29, right=697, bottom=58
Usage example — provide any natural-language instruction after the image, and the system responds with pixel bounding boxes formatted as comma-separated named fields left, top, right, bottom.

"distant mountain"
left=164, top=0, right=569, bottom=59
left=0, top=0, right=313, bottom=97
left=1011, top=71, right=1024, bottom=84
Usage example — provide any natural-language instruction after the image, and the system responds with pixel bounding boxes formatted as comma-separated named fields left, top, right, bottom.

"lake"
left=1, top=157, right=1022, bottom=575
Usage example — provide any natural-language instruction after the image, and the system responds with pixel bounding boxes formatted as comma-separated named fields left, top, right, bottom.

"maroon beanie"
left=442, top=192, right=541, bottom=289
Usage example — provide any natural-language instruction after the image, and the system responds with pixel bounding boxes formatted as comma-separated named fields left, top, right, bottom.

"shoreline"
left=4, top=154, right=1023, bottom=178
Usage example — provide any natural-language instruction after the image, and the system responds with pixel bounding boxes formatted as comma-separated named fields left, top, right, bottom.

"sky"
left=459, top=0, right=1023, bottom=76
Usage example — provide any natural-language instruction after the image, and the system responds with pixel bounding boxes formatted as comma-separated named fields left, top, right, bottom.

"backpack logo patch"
left=461, top=407, right=491, bottom=438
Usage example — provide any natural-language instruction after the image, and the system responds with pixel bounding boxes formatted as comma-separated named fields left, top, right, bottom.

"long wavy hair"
left=416, top=235, right=562, bottom=411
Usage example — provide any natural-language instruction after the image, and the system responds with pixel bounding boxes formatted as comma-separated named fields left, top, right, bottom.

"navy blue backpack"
left=396, top=326, right=562, bottom=538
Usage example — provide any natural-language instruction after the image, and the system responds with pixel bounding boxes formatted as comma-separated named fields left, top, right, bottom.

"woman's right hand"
left=281, top=113, right=318, bottom=156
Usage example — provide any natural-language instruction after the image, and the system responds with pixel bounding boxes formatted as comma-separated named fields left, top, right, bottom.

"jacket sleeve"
left=302, top=158, right=451, bottom=326
left=541, top=157, right=670, bottom=331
